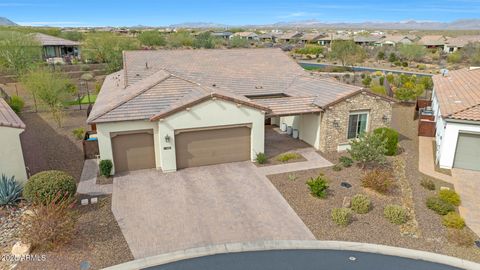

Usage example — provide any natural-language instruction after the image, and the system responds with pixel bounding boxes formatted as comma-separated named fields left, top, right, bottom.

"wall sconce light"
left=382, top=114, right=389, bottom=122
left=333, top=120, right=339, bottom=128
left=165, top=134, right=171, bottom=143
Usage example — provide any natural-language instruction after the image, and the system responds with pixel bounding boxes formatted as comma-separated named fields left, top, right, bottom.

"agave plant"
left=0, top=174, right=23, bottom=206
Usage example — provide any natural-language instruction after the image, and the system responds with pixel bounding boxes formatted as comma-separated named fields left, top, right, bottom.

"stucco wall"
left=319, top=93, right=393, bottom=152
left=0, top=127, right=27, bottom=182
left=432, top=91, right=445, bottom=163
left=96, top=120, right=161, bottom=174
left=438, top=120, right=480, bottom=169
left=158, top=99, right=265, bottom=172
left=279, top=114, right=321, bottom=149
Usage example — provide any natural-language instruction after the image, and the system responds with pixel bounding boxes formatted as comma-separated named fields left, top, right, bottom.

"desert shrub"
left=361, top=169, right=394, bottom=194
left=339, top=156, right=353, bottom=167
left=8, top=95, right=24, bottom=114
left=72, top=127, right=85, bottom=140
left=331, top=208, right=352, bottom=226
left=351, top=194, right=371, bottom=214
left=420, top=178, right=435, bottom=190
left=384, top=204, right=407, bottom=225
left=401, top=61, right=408, bottom=67
left=348, top=132, right=387, bottom=168
left=287, top=173, right=297, bottom=181
left=306, top=174, right=329, bottom=198
left=99, top=159, right=113, bottom=176
left=0, top=174, right=23, bottom=206
left=332, top=164, right=343, bottom=171
left=417, top=64, right=427, bottom=70
left=80, top=64, right=90, bottom=71
left=21, top=193, right=77, bottom=251
left=371, top=85, right=386, bottom=95
left=373, top=127, right=398, bottom=156
left=362, top=75, right=372, bottom=87
left=256, top=152, right=267, bottom=164
left=24, top=171, right=76, bottom=204
left=426, top=196, right=455, bottom=215
left=442, top=212, right=465, bottom=229
left=438, top=189, right=461, bottom=206
left=447, top=229, right=475, bottom=247
left=276, top=152, right=301, bottom=162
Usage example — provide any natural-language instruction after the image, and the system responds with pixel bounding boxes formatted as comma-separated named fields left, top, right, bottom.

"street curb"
left=102, top=240, right=480, bottom=270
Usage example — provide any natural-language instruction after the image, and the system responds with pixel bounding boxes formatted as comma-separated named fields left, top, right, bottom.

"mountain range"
left=0, top=17, right=17, bottom=26
left=170, top=19, right=480, bottom=30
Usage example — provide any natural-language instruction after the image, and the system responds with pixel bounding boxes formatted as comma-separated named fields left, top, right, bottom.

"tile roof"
left=255, top=96, right=322, bottom=116
left=300, top=33, right=325, bottom=42
left=418, top=35, right=447, bottom=46
left=432, top=68, right=480, bottom=121
left=381, top=35, right=410, bottom=43
left=33, top=33, right=80, bottom=46
left=232, top=32, right=258, bottom=38
left=89, top=49, right=366, bottom=123
left=0, top=98, right=25, bottom=129
left=446, top=35, right=480, bottom=48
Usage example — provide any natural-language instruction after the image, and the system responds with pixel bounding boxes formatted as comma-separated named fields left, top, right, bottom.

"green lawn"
left=66, top=94, right=97, bottom=106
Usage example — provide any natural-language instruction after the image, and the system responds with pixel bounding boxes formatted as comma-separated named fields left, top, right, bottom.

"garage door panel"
left=176, top=127, right=251, bottom=169
left=454, top=133, right=480, bottom=171
left=112, top=132, right=156, bottom=173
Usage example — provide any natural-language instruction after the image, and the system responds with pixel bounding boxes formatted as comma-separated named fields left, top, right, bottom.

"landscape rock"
left=440, top=186, right=450, bottom=191
left=342, top=196, right=351, bottom=208
left=11, top=241, right=31, bottom=257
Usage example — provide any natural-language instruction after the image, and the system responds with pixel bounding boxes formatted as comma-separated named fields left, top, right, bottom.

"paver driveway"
left=112, top=161, right=315, bottom=259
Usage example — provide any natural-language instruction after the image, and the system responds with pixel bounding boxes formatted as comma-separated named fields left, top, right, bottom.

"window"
left=347, top=112, right=368, bottom=139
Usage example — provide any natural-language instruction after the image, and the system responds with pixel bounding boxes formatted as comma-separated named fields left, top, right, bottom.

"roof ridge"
left=448, top=102, right=480, bottom=118
left=88, top=70, right=172, bottom=123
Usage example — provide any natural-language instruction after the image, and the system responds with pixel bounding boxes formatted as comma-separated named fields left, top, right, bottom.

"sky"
left=1, top=0, right=480, bottom=27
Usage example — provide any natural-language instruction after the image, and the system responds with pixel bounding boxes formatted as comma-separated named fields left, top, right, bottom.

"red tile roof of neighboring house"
left=418, top=35, right=447, bottom=46
left=445, top=35, right=480, bottom=48
left=88, top=49, right=372, bottom=124
left=0, top=98, right=25, bottom=129
left=432, top=68, right=480, bottom=121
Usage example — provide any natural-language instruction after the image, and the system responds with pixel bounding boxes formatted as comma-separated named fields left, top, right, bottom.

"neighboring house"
left=316, top=34, right=351, bottom=46
left=431, top=68, right=480, bottom=171
left=230, top=32, right=259, bottom=40
left=353, top=35, right=382, bottom=46
left=299, top=33, right=325, bottom=44
left=444, top=35, right=480, bottom=53
left=418, top=35, right=448, bottom=50
left=211, top=31, right=233, bottom=39
left=378, top=35, right=414, bottom=46
left=277, top=31, right=303, bottom=43
left=258, top=33, right=276, bottom=42
left=0, top=98, right=27, bottom=182
left=34, top=33, right=80, bottom=63
left=87, top=49, right=394, bottom=174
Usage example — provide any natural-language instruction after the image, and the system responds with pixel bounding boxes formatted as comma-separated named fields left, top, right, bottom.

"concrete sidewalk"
left=418, top=136, right=456, bottom=184
left=257, top=148, right=333, bottom=176
left=77, top=159, right=113, bottom=196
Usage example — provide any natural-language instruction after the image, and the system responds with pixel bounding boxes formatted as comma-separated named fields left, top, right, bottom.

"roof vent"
left=136, top=73, right=140, bottom=77
left=255, top=85, right=263, bottom=89
left=145, top=62, right=149, bottom=69
left=440, top=69, right=449, bottom=77
left=212, top=83, right=216, bottom=87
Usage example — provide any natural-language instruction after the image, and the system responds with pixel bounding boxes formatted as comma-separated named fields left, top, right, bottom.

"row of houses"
left=224, top=30, right=480, bottom=53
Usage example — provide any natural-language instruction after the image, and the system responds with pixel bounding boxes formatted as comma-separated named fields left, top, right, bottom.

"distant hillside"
left=0, top=17, right=17, bottom=26
left=169, top=19, right=480, bottom=30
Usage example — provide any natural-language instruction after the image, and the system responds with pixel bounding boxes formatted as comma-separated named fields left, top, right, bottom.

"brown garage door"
left=111, top=131, right=156, bottom=173
left=175, top=126, right=251, bottom=169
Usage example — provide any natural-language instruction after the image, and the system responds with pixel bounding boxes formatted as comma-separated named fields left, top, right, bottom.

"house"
left=277, top=31, right=303, bottom=43
left=418, top=35, right=448, bottom=50
left=444, top=35, right=480, bottom=53
left=230, top=32, right=259, bottom=40
left=87, top=49, right=394, bottom=174
left=378, top=35, right=414, bottom=46
left=316, top=34, right=351, bottom=46
left=0, top=98, right=27, bottom=182
left=431, top=68, right=480, bottom=171
left=353, top=35, right=382, bottom=46
left=299, top=33, right=325, bottom=44
left=258, top=33, right=276, bottom=42
left=211, top=31, right=233, bottom=39
left=34, top=33, right=80, bottom=63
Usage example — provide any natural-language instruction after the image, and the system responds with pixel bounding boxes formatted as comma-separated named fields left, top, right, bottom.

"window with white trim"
left=347, top=112, right=368, bottom=139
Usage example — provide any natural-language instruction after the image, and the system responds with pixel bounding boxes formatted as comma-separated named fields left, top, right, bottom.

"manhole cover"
left=341, top=182, right=352, bottom=188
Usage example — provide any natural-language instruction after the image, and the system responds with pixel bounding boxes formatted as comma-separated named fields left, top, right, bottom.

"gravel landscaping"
left=268, top=104, right=480, bottom=263
left=16, top=196, right=133, bottom=270
left=20, top=110, right=88, bottom=182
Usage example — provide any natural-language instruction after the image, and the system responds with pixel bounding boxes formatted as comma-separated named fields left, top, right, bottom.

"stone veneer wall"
left=319, top=92, right=394, bottom=152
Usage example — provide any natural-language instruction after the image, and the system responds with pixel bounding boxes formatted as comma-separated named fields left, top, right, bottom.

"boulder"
left=342, top=196, right=351, bottom=208
left=11, top=241, right=31, bottom=257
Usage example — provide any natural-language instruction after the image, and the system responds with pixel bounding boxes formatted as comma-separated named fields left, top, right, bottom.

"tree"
left=21, top=67, right=75, bottom=127
left=138, top=30, right=166, bottom=46
left=397, top=44, right=426, bottom=64
left=166, top=31, right=194, bottom=48
left=461, top=42, right=480, bottom=65
left=0, top=31, right=42, bottom=76
left=193, top=32, right=216, bottom=49
left=82, top=33, right=140, bottom=72
left=330, top=40, right=365, bottom=66
left=59, top=31, right=83, bottom=41
left=348, top=132, right=387, bottom=169
left=229, top=36, right=249, bottom=48
left=388, top=52, right=397, bottom=63
left=447, top=51, right=462, bottom=64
